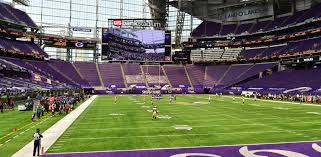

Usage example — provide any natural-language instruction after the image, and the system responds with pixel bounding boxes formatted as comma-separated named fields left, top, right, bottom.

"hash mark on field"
left=12, top=135, right=19, bottom=139
left=307, top=112, right=321, bottom=115
left=273, top=107, right=289, bottom=110
left=4, top=139, right=11, bottom=143
left=51, top=146, right=62, bottom=149
left=57, top=140, right=68, bottom=143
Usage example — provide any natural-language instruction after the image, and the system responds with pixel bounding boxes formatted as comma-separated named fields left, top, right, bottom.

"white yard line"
left=65, top=128, right=321, bottom=140
left=68, top=120, right=321, bottom=131
left=75, top=114, right=319, bottom=125
left=12, top=95, right=97, bottom=157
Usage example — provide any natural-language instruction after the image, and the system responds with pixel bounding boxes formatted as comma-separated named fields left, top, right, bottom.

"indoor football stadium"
left=1, top=0, right=321, bottom=156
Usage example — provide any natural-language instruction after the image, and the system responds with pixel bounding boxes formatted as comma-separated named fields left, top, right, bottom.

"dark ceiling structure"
left=168, top=0, right=321, bottom=22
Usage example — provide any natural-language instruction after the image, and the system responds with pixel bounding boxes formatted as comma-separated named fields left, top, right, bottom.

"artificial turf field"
left=46, top=95, right=321, bottom=154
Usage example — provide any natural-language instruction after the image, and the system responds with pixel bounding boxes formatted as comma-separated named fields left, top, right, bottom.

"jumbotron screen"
left=101, top=28, right=165, bottom=61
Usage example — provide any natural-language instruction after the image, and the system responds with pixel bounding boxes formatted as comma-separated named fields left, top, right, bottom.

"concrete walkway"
left=12, top=95, right=97, bottom=157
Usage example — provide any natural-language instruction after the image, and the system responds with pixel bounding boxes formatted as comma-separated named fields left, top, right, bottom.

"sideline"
left=12, top=95, right=97, bottom=157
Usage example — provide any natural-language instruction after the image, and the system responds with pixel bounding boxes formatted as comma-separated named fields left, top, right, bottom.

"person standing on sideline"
left=0, top=98, right=3, bottom=113
left=33, top=128, right=43, bottom=157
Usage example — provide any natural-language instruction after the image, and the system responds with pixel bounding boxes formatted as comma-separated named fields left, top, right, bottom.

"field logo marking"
left=312, top=143, right=321, bottom=152
left=172, top=125, right=192, bottom=130
left=157, top=115, right=172, bottom=119
left=239, top=146, right=309, bottom=157
left=170, top=153, right=221, bottom=157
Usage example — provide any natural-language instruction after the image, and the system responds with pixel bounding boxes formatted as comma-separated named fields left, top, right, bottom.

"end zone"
left=44, top=140, right=321, bottom=157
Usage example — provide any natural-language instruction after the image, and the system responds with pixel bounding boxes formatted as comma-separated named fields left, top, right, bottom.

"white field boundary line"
left=12, top=95, right=97, bottom=157
left=201, top=96, right=317, bottom=109
left=63, top=128, right=321, bottom=140
left=68, top=120, right=321, bottom=131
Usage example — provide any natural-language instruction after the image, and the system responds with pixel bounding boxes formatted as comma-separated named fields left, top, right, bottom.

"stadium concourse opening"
left=2, top=0, right=321, bottom=156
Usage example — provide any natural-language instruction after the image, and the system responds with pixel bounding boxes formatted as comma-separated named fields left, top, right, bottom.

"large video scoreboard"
left=102, top=19, right=171, bottom=61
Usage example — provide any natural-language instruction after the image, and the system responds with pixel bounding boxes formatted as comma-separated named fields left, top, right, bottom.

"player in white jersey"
left=169, top=95, right=173, bottom=104
left=208, top=95, right=212, bottom=104
left=152, top=106, right=158, bottom=120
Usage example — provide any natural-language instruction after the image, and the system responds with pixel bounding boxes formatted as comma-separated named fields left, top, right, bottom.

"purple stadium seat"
left=98, top=63, right=125, bottom=88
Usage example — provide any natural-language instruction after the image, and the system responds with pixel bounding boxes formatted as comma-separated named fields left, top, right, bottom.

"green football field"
left=46, top=95, right=321, bottom=153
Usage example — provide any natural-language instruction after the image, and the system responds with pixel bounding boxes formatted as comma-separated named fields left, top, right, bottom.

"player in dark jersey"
left=33, top=128, right=43, bottom=157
